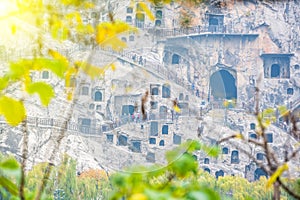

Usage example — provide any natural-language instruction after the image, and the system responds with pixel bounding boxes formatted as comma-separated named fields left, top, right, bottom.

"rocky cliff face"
left=0, top=0, right=300, bottom=178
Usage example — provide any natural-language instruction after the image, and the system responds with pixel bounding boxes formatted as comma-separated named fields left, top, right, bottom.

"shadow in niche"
left=271, top=64, right=280, bottom=78
left=254, top=168, right=268, bottom=180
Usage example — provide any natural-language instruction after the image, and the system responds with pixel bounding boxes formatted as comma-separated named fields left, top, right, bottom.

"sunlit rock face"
left=0, top=0, right=300, bottom=178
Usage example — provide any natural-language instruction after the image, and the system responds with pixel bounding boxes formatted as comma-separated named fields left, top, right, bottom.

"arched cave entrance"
left=210, top=69, right=237, bottom=100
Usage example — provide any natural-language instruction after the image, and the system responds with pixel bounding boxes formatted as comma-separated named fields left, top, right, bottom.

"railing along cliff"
left=0, top=117, right=103, bottom=136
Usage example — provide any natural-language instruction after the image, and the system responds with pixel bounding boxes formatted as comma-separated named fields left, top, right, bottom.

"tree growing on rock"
left=218, top=86, right=300, bottom=200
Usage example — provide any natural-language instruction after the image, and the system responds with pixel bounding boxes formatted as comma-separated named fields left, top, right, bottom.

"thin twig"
left=254, top=85, right=279, bottom=168
left=34, top=102, right=74, bottom=200
left=278, top=178, right=300, bottom=200
left=217, top=134, right=237, bottom=145
left=257, top=116, right=277, bottom=169
left=247, top=138, right=264, bottom=147
left=218, top=134, right=264, bottom=147
left=19, top=118, right=28, bottom=200
left=219, top=140, right=270, bottom=174
left=254, top=86, right=271, bottom=159
left=286, top=147, right=300, bottom=162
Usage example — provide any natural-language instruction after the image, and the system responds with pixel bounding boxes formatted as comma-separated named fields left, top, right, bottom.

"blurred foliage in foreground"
left=110, top=140, right=221, bottom=200
left=1, top=141, right=299, bottom=199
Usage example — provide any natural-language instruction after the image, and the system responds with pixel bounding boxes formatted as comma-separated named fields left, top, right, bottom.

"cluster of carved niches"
left=80, top=85, right=104, bottom=102
left=150, top=83, right=171, bottom=98
left=126, top=4, right=163, bottom=28
left=262, top=54, right=293, bottom=79
left=202, top=147, right=266, bottom=166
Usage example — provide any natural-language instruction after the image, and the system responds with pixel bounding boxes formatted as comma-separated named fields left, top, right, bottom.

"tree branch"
left=278, top=178, right=300, bottom=200
left=225, top=140, right=270, bottom=175
left=247, top=138, right=264, bottom=147
left=287, top=147, right=300, bottom=162
left=19, top=118, right=28, bottom=200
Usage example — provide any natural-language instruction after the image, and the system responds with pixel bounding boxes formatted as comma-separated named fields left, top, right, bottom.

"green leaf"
left=185, top=140, right=201, bottom=153
left=187, top=188, right=220, bottom=200
left=147, top=165, right=165, bottom=178
left=0, top=158, right=21, bottom=179
left=0, top=175, right=19, bottom=196
left=165, top=147, right=183, bottom=163
left=26, top=82, right=54, bottom=106
left=144, top=189, right=171, bottom=199
left=111, top=173, right=128, bottom=188
left=201, top=144, right=220, bottom=157
left=0, top=187, right=10, bottom=199
left=0, top=96, right=26, bottom=126
left=169, top=153, right=198, bottom=177
left=0, top=158, right=20, bottom=171
left=25, top=190, right=36, bottom=200
left=208, top=145, right=220, bottom=157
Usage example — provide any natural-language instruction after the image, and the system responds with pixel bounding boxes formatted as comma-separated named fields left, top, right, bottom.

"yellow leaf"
left=223, top=100, right=229, bottom=107
left=33, top=58, right=68, bottom=78
left=61, top=27, right=69, bottom=40
left=114, top=21, right=137, bottom=33
left=102, top=37, right=126, bottom=51
left=235, top=134, right=244, bottom=139
left=76, top=24, right=94, bottom=35
left=174, top=105, right=181, bottom=113
left=65, top=13, right=74, bottom=20
left=48, top=49, right=68, bottom=64
left=125, top=86, right=132, bottom=93
left=0, top=96, right=26, bottom=126
left=139, top=2, right=155, bottom=21
left=74, top=12, right=82, bottom=23
left=9, top=61, right=29, bottom=81
left=96, top=21, right=135, bottom=49
left=96, top=22, right=113, bottom=44
left=75, top=61, right=105, bottom=79
left=67, top=90, right=74, bottom=101
left=264, top=119, right=271, bottom=127
left=86, top=24, right=94, bottom=34
left=111, top=84, right=116, bottom=91
left=11, top=24, right=17, bottom=35
left=65, top=67, right=78, bottom=87
left=110, top=63, right=116, bottom=71
left=266, top=163, right=288, bottom=188
left=278, top=105, right=289, bottom=117
left=0, top=76, right=9, bottom=91
left=129, top=193, right=147, bottom=200
left=23, top=71, right=31, bottom=89
left=264, top=108, right=275, bottom=116
left=61, top=0, right=81, bottom=6
left=26, top=82, right=55, bottom=106
left=83, top=2, right=94, bottom=9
